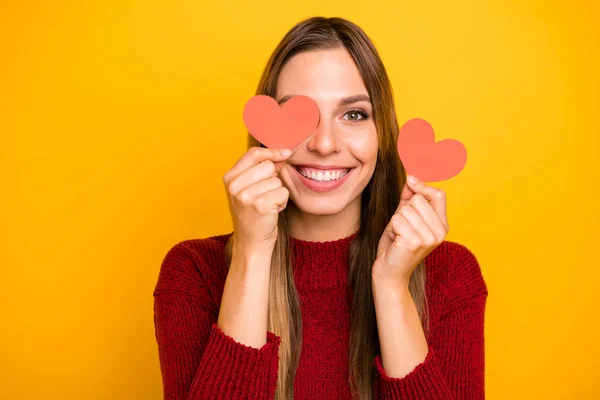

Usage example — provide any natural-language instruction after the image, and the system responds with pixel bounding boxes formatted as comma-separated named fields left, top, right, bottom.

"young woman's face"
left=276, top=48, right=379, bottom=216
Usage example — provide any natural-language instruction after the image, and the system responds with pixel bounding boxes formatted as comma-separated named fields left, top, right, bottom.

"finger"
left=399, top=204, right=436, bottom=246
left=389, top=213, right=419, bottom=239
left=398, top=178, right=417, bottom=212
left=385, top=213, right=421, bottom=268
left=255, top=186, right=289, bottom=214
left=409, top=194, right=448, bottom=238
left=273, top=160, right=286, bottom=171
left=236, top=176, right=283, bottom=204
left=406, top=174, right=448, bottom=230
left=273, top=140, right=306, bottom=171
left=224, top=147, right=291, bottom=184
left=228, top=160, right=279, bottom=196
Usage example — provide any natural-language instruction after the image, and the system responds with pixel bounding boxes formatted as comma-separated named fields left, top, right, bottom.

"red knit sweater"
left=153, top=230, right=488, bottom=399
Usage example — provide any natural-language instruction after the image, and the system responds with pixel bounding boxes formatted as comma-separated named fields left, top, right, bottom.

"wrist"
left=371, top=273, right=410, bottom=294
left=372, top=277, right=416, bottom=313
left=232, top=239, right=274, bottom=257
left=232, top=244, right=273, bottom=268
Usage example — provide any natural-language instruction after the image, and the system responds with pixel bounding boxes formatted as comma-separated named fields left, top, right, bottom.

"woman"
left=153, top=16, right=488, bottom=400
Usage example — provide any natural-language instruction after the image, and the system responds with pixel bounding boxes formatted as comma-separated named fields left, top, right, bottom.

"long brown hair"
left=225, top=16, right=430, bottom=400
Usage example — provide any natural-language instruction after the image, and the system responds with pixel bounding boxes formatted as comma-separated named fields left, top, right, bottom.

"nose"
left=306, top=116, right=342, bottom=156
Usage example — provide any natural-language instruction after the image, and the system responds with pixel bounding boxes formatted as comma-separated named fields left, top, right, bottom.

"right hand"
left=223, top=146, right=292, bottom=251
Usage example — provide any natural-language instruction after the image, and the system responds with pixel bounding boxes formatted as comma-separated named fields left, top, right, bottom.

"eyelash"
left=343, top=108, right=370, bottom=123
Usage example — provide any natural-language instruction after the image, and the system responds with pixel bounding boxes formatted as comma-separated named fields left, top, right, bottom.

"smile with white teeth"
left=295, top=167, right=351, bottom=182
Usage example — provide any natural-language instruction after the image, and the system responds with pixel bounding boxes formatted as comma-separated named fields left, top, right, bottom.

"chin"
left=289, top=195, right=349, bottom=216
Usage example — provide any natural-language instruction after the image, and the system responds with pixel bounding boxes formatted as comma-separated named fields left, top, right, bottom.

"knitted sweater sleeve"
left=373, top=243, right=488, bottom=400
left=153, top=240, right=282, bottom=400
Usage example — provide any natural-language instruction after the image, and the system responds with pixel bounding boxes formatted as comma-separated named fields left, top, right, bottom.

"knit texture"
left=153, top=230, right=488, bottom=399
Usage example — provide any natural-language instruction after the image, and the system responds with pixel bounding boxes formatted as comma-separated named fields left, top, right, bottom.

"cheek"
left=347, top=129, right=378, bottom=165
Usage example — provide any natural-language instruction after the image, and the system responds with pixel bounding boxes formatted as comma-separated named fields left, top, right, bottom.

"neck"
left=286, top=195, right=361, bottom=242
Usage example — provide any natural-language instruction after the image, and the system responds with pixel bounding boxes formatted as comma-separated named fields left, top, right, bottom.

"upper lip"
left=293, top=164, right=353, bottom=170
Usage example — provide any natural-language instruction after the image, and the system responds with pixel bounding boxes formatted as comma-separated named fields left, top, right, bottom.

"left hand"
left=372, top=174, right=450, bottom=289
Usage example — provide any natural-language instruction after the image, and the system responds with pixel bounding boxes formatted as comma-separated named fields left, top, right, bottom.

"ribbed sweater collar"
left=288, top=230, right=359, bottom=291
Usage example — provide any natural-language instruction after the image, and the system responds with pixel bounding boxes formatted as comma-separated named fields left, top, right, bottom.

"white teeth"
left=297, top=167, right=350, bottom=182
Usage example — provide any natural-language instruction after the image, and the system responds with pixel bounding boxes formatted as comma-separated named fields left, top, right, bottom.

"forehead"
left=275, top=48, right=368, bottom=102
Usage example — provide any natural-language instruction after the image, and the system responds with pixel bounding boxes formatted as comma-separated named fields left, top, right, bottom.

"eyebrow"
left=276, top=94, right=371, bottom=106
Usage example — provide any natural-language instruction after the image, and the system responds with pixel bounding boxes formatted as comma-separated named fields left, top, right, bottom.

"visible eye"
left=342, top=109, right=369, bottom=123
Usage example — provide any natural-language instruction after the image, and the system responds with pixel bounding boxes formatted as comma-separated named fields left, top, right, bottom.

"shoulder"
left=153, top=231, right=233, bottom=297
left=160, top=232, right=232, bottom=268
left=425, top=240, right=489, bottom=310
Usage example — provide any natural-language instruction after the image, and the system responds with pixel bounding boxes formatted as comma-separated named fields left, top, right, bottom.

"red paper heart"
left=242, top=95, right=320, bottom=150
left=397, top=118, right=467, bottom=182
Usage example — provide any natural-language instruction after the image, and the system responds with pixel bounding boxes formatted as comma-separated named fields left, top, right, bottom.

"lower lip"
left=293, top=167, right=354, bottom=193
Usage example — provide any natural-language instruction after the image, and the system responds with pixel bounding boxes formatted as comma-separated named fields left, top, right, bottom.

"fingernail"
left=408, top=175, right=418, bottom=184
left=281, top=149, right=292, bottom=156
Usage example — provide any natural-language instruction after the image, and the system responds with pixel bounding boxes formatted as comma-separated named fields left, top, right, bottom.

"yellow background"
left=1, top=0, right=598, bottom=398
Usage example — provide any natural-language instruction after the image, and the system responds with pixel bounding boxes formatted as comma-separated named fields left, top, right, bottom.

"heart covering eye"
left=242, top=95, right=320, bottom=151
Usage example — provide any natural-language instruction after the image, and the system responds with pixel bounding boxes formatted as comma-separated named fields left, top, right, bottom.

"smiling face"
left=275, top=48, right=379, bottom=218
